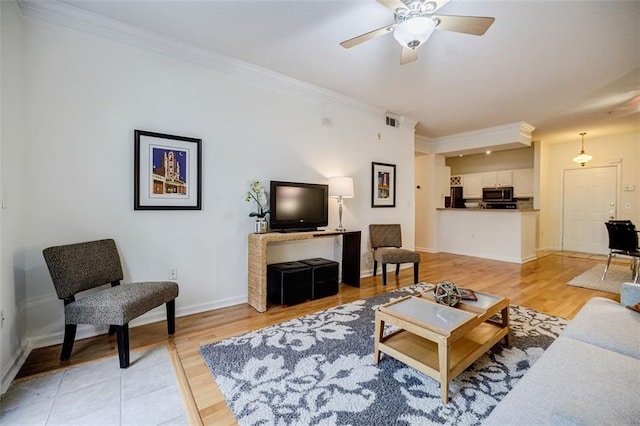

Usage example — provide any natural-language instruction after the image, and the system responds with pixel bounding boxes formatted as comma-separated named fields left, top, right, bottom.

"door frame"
left=560, top=163, right=621, bottom=252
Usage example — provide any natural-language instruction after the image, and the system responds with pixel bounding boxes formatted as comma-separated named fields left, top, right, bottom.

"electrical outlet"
left=168, top=267, right=177, bottom=280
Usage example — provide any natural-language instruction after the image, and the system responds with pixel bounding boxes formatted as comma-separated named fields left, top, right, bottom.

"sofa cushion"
left=562, top=297, right=640, bottom=359
left=621, top=282, right=640, bottom=306
left=484, top=335, right=640, bottom=425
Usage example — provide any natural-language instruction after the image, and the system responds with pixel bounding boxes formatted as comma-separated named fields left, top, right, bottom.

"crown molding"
left=414, top=134, right=435, bottom=154
left=428, top=121, right=536, bottom=156
left=17, top=0, right=390, bottom=120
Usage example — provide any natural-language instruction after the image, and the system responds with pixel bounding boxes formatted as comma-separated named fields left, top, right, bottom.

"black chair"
left=369, top=224, right=420, bottom=286
left=43, top=239, right=179, bottom=368
left=602, top=220, right=640, bottom=283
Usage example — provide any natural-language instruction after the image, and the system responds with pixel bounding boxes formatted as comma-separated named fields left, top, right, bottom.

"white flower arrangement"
left=245, top=180, right=269, bottom=219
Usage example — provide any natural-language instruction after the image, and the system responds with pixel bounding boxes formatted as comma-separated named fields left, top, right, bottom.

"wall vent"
left=385, top=114, right=400, bottom=128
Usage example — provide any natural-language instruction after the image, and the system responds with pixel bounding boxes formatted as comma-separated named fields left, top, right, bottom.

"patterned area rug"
left=200, top=284, right=567, bottom=425
left=567, top=263, right=633, bottom=294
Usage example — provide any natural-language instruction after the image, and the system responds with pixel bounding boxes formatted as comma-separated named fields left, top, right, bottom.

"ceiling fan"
left=340, top=0, right=495, bottom=65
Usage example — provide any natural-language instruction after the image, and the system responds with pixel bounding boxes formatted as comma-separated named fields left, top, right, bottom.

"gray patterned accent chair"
left=43, top=239, right=179, bottom=368
left=369, top=224, right=420, bottom=286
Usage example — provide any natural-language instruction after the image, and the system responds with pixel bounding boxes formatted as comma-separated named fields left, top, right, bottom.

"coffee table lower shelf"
left=376, top=321, right=508, bottom=402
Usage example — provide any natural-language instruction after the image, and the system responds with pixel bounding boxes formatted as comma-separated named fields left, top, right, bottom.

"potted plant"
left=245, top=180, right=269, bottom=233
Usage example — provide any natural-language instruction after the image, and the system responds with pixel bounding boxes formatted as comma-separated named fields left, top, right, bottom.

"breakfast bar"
left=437, top=209, right=538, bottom=263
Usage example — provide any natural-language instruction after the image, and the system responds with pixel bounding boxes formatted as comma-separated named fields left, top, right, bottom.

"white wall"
left=446, top=146, right=534, bottom=175
left=0, top=0, right=28, bottom=393
left=414, top=153, right=446, bottom=252
left=17, top=14, right=415, bottom=355
left=539, top=132, right=640, bottom=250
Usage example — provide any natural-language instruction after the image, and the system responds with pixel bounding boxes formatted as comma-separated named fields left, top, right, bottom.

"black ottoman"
left=267, top=261, right=312, bottom=306
left=300, top=258, right=339, bottom=300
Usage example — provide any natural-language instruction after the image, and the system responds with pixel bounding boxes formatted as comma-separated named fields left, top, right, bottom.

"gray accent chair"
left=369, top=224, right=420, bottom=286
left=43, top=239, right=179, bottom=368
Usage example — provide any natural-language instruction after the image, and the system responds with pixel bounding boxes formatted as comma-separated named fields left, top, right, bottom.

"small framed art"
left=371, top=162, right=396, bottom=208
left=134, top=130, right=202, bottom=210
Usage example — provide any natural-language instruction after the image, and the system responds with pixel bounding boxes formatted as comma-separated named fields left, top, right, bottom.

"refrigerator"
left=446, top=187, right=465, bottom=208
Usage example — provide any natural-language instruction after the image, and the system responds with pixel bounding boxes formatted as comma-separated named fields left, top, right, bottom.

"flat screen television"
left=269, top=181, right=328, bottom=232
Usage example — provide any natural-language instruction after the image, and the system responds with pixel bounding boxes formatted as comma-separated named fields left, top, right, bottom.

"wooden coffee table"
left=374, top=290, right=509, bottom=403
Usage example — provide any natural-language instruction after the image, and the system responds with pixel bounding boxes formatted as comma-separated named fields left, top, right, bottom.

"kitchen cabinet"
left=462, top=173, right=483, bottom=199
left=458, top=169, right=533, bottom=199
left=482, top=171, right=512, bottom=187
left=496, top=171, right=513, bottom=186
left=513, top=168, right=534, bottom=198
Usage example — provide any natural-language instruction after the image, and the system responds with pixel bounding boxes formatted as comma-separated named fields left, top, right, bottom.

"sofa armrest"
left=620, top=282, right=640, bottom=306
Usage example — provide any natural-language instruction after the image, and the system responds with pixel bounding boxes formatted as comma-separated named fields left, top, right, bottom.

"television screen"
left=269, top=181, right=328, bottom=232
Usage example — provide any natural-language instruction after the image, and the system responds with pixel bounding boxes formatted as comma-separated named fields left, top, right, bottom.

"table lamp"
left=329, top=176, right=354, bottom=232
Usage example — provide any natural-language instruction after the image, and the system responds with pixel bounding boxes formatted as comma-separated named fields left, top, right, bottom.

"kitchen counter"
left=437, top=209, right=537, bottom=263
left=436, top=208, right=539, bottom=212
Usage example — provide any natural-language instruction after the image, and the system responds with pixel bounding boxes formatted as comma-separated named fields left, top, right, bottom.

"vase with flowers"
left=245, top=180, right=269, bottom=233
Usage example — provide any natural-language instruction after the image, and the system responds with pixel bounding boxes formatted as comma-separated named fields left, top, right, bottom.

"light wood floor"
left=17, top=251, right=623, bottom=424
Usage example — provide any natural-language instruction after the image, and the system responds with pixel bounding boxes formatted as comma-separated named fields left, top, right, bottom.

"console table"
left=248, top=230, right=361, bottom=312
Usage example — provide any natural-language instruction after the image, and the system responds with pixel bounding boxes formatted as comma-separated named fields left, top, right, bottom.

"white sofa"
left=484, top=282, right=640, bottom=425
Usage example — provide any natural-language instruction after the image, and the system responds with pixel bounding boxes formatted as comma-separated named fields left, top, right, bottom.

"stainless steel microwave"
left=482, top=187, right=514, bottom=202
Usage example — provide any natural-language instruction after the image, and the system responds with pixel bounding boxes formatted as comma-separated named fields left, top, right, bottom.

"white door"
left=562, top=166, right=617, bottom=254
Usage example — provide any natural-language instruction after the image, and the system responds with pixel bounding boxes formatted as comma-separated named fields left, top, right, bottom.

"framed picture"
left=371, top=162, right=396, bottom=208
left=134, top=130, right=202, bottom=210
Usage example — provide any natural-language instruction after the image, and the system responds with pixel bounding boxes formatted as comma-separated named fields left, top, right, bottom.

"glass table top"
left=459, top=291, right=502, bottom=310
left=384, top=297, right=475, bottom=333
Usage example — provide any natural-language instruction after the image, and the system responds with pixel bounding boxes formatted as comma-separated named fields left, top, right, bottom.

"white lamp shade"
left=393, top=17, right=436, bottom=49
left=329, top=176, right=354, bottom=198
left=572, top=152, right=593, bottom=165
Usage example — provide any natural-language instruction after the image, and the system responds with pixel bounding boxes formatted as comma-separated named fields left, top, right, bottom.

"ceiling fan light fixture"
left=393, top=16, right=435, bottom=49
left=572, top=132, right=593, bottom=167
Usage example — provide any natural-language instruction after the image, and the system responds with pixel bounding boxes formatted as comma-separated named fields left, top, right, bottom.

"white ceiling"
left=52, top=0, right=640, bottom=145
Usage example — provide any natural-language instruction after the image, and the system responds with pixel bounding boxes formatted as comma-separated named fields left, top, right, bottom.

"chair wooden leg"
left=414, top=262, right=419, bottom=284
left=60, top=324, right=77, bottom=361
left=395, top=264, right=400, bottom=276
left=115, top=324, right=130, bottom=368
left=382, top=264, right=387, bottom=286
left=108, top=325, right=116, bottom=335
left=166, top=300, right=175, bottom=335
left=373, top=260, right=378, bottom=276
left=602, top=253, right=613, bottom=280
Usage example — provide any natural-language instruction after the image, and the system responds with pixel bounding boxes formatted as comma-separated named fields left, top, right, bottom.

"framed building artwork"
left=134, top=130, right=202, bottom=210
left=371, top=162, right=396, bottom=208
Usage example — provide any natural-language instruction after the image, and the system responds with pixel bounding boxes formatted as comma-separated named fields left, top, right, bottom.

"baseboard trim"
left=1, top=296, right=247, bottom=391
left=1, top=342, right=31, bottom=395
left=24, top=295, right=248, bottom=355
left=415, top=246, right=438, bottom=253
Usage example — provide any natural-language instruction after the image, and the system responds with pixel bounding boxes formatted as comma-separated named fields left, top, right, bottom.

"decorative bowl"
left=433, top=281, right=462, bottom=307
left=464, top=202, right=480, bottom=208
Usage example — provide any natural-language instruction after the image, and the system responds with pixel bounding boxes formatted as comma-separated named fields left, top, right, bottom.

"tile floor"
left=0, top=345, right=188, bottom=425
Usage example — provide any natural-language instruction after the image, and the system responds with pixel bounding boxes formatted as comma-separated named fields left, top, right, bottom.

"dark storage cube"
left=267, top=261, right=312, bottom=306
left=300, top=258, right=339, bottom=300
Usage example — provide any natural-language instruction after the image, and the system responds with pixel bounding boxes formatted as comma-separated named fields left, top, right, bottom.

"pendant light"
left=393, top=17, right=436, bottom=49
left=572, top=132, right=593, bottom=167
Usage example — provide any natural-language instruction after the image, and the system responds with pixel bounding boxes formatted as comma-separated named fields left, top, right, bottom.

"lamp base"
left=335, top=227, right=346, bottom=232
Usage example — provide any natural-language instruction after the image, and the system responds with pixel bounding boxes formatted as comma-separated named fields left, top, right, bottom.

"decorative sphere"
left=433, top=281, right=461, bottom=307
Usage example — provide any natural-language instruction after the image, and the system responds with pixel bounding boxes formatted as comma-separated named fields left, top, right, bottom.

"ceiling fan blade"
left=433, top=15, right=495, bottom=36
left=377, top=0, right=451, bottom=14
left=376, top=0, right=409, bottom=14
left=340, top=24, right=395, bottom=49
left=400, top=47, right=418, bottom=65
